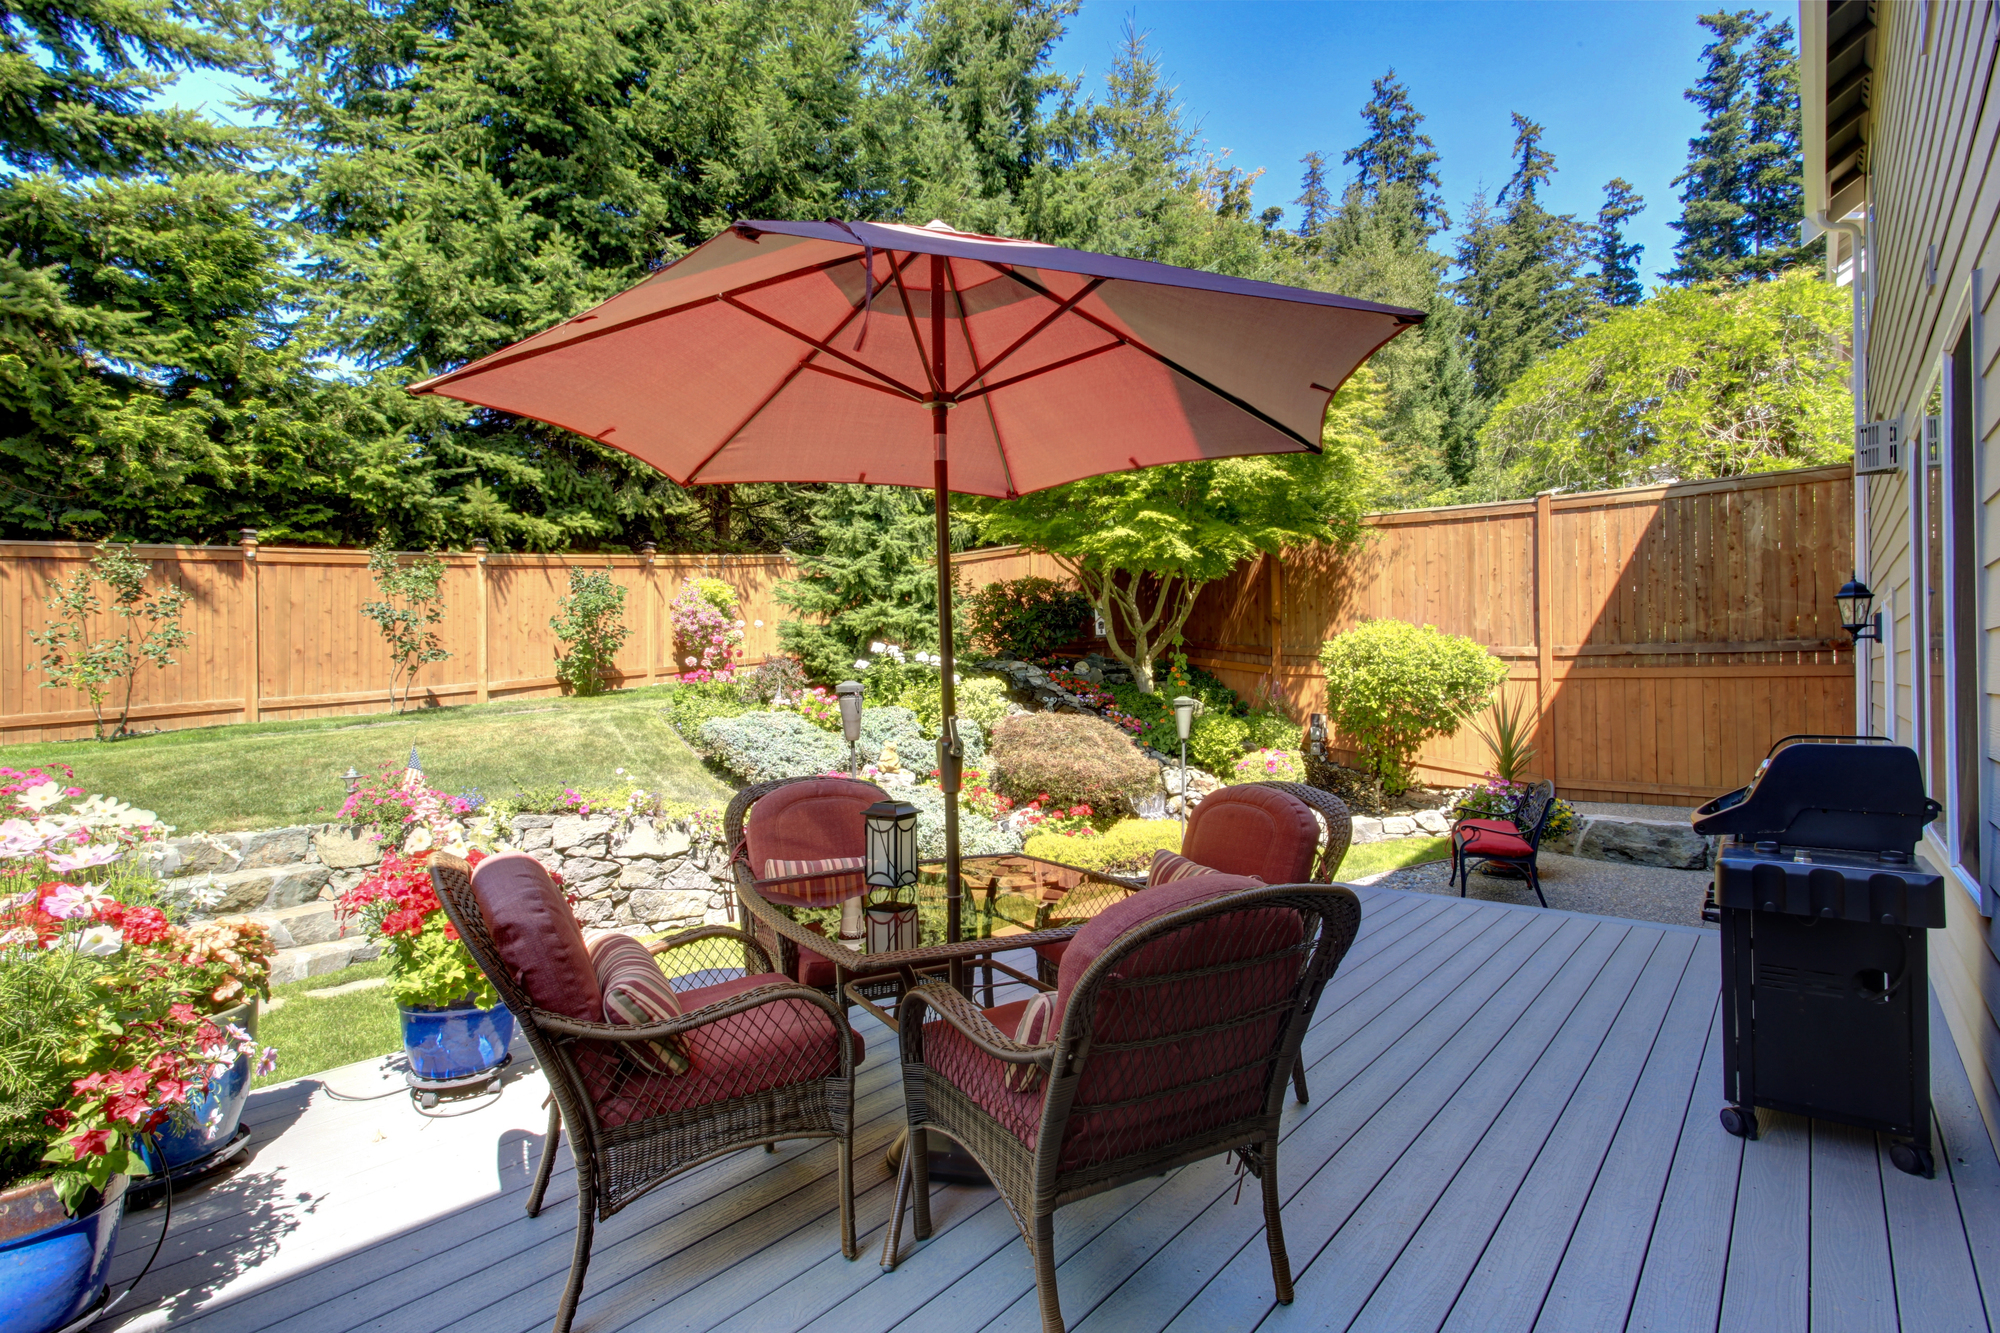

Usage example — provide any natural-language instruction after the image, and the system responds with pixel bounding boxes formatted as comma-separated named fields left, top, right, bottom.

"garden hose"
left=55, top=1131, right=174, bottom=1333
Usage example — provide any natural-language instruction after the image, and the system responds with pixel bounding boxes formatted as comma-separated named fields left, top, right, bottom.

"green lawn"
left=9, top=687, right=732, bottom=833
left=1335, top=835, right=1451, bottom=881
left=252, top=959, right=402, bottom=1089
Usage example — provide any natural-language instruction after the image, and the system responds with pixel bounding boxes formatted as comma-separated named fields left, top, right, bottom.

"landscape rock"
left=1413, top=810, right=1449, bottom=835
left=615, top=824, right=692, bottom=860
left=1574, top=818, right=1709, bottom=871
left=236, top=826, right=312, bottom=869
left=174, top=863, right=331, bottom=913
left=1350, top=815, right=1386, bottom=844
left=313, top=825, right=383, bottom=870
left=627, top=888, right=709, bottom=923
left=616, top=863, right=660, bottom=891
left=1381, top=816, right=1417, bottom=837
left=552, top=816, right=614, bottom=853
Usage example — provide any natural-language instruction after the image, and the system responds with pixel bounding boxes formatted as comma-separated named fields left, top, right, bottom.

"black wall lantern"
left=1837, top=574, right=1881, bottom=644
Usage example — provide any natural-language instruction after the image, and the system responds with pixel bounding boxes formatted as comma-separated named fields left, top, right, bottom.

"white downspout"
left=1813, top=208, right=1871, bottom=732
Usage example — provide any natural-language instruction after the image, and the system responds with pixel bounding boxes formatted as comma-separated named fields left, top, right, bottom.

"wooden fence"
left=1, top=466, right=1857, bottom=806
left=1172, top=464, right=1856, bottom=806
left=0, top=540, right=796, bottom=742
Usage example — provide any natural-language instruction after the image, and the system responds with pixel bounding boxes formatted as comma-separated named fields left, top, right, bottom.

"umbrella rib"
left=940, top=255, right=1020, bottom=499
left=945, top=277, right=1104, bottom=398
left=993, top=265, right=1322, bottom=454
left=954, top=340, right=1125, bottom=401
left=413, top=252, right=866, bottom=391
left=718, top=294, right=925, bottom=401
left=686, top=252, right=923, bottom=484
left=888, top=259, right=942, bottom=399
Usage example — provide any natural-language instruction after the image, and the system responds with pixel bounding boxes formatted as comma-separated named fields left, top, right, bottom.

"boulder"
left=1381, top=816, right=1417, bottom=837
left=314, top=825, right=383, bottom=870
left=236, top=826, right=312, bottom=869
left=616, top=863, right=660, bottom=891
left=628, top=888, right=710, bottom=924
left=615, top=823, right=692, bottom=860
left=1413, top=810, right=1449, bottom=835
left=1574, top=818, right=1709, bottom=870
left=1350, top=815, right=1386, bottom=845
left=552, top=816, right=614, bottom=853
left=176, top=863, right=332, bottom=913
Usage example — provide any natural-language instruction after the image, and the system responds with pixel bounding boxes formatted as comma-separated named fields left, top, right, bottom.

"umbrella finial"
left=923, top=219, right=955, bottom=232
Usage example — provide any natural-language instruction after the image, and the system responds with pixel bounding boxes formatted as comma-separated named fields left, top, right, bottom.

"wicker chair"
left=885, top=874, right=1363, bottom=1332
left=428, top=851, right=861, bottom=1333
left=1029, top=780, right=1350, bottom=1105
left=1449, top=778, right=1559, bottom=908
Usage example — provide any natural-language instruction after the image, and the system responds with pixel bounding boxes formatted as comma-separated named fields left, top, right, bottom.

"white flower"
left=855, top=660, right=870, bottom=670
left=754, top=619, right=764, bottom=628
left=69, top=794, right=160, bottom=828
left=74, top=925, right=123, bottom=956
left=47, top=843, right=121, bottom=873
left=187, top=879, right=226, bottom=910
left=870, top=641, right=886, bottom=653
left=685, top=656, right=698, bottom=667
left=734, top=619, right=746, bottom=628
left=615, top=767, right=626, bottom=776
left=17, top=782, right=64, bottom=813
left=0, top=819, right=49, bottom=859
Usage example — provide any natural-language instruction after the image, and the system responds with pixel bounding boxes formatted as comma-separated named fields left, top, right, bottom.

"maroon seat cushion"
left=927, top=873, right=1302, bottom=1169
left=580, top=971, right=863, bottom=1130
left=744, top=780, right=879, bottom=908
left=1182, top=785, right=1321, bottom=884
left=469, top=852, right=601, bottom=1022
left=1459, top=830, right=1533, bottom=858
left=1455, top=818, right=1520, bottom=838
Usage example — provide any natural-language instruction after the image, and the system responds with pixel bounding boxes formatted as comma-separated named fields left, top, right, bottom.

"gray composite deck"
left=97, top=885, right=2000, bottom=1333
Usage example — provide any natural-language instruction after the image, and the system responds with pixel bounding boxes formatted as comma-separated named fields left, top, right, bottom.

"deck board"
left=95, top=887, right=2000, bottom=1333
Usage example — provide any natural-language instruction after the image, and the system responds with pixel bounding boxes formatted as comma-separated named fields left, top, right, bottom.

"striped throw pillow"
left=760, top=856, right=867, bottom=906
left=588, top=932, right=692, bottom=1076
left=1003, top=991, right=1059, bottom=1092
left=1148, top=848, right=1262, bottom=888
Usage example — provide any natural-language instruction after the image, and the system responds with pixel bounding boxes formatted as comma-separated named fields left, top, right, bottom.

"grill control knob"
left=1754, top=841, right=1779, bottom=855
left=1879, top=849, right=1909, bottom=864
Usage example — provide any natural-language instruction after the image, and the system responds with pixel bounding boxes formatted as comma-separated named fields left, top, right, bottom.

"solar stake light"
left=1837, top=575, right=1881, bottom=644
left=836, top=680, right=865, bottom=773
left=863, top=800, right=922, bottom=953
left=1172, top=696, right=1200, bottom=826
left=1307, top=713, right=1328, bottom=760
left=342, top=766, right=362, bottom=796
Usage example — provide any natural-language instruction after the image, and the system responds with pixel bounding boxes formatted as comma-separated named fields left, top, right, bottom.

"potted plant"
left=338, top=847, right=520, bottom=1085
left=0, top=768, right=274, bottom=1332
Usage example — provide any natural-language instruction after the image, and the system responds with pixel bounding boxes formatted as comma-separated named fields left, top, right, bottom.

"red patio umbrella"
left=412, top=218, right=1423, bottom=942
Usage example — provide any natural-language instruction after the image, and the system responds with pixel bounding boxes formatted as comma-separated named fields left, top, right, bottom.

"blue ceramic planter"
left=0, top=1175, right=127, bottom=1333
left=139, top=998, right=258, bottom=1175
left=400, top=1002, right=515, bottom=1081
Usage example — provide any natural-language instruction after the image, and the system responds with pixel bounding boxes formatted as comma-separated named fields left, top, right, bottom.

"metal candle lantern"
left=1173, top=696, right=1199, bottom=826
left=836, top=680, right=865, bottom=775
left=862, top=800, right=921, bottom=953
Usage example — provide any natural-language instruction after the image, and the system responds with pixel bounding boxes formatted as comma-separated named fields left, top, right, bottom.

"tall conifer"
left=1342, top=70, right=1448, bottom=236
left=1595, top=178, right=1646, bottom=306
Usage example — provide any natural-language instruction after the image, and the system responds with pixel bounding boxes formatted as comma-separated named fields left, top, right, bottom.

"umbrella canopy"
left=413, top=219, right=1423, bottom=951
left=412, top=219, right=1423, bottom=498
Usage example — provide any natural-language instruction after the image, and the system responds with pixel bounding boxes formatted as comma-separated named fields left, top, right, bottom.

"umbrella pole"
left=929, top=254, right=964, bottom=986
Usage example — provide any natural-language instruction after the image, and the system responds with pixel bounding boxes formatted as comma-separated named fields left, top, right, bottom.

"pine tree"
left=1342, top=70, right=1448, bottom=236
left=1595, top=178, right=1646, bottom=306
left=774, top=486, right=958, bottom=685
left=1741, top=15, right=1812, bottom=276
left=1294, top=151, right=1332, bottom=238
left=1667, top=10, right=1758, bottom=283
left=1454, top=115, right=1596, bottom=404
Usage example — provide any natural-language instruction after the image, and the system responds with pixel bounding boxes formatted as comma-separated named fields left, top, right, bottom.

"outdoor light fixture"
left=862, top=800, right=922, bottom=953
left=836, top=680, right=864, bottom=774
left=1837, top=574, right=1881, bottom=644
left=342, top=766, right=361, bottom=795
left=1172, top=696, right=1199, bottom=826
left=1307, top=713, right=1328, bottom=760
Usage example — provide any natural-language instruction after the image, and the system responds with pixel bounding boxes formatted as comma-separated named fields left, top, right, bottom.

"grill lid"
left=1691, top=738, right=1940, bottom=854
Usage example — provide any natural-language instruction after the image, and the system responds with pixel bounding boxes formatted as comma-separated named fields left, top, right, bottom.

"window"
left=1918, top=329, right=1983, bottom=886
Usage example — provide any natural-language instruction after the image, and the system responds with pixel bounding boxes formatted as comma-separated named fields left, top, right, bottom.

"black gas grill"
left=1692, top=735, right=1945, bottom=1176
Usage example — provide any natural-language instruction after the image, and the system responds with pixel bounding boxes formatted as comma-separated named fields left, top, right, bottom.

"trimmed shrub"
left=1243, top=711, right=1302, bottom=752
left=989, top=711, right=1157, bottom=811
left=1024, top=818, right=1182, bottom=874
left=1319, top=619, right=1508, bottom=794
left=900, top=785, right=1023, bottom=860
left=1231, top=748, right=1304, bottom=785
left=664, top=680, right=755, bottom=739
left=856, top=705, right=988, bottom=773
left=741, top=656, right=810, bottom=705
left=550, top=567, right=630, bottom=696
left=894, top=674, right=1010, bottom=738
left=695, top=711, right=843, bottom=784
left=966, top=576, right=1093, bottom=659
left=1187, top=712, right=1250, bottom=775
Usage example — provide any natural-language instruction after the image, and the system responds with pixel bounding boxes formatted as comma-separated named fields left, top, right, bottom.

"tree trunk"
left=705, top=485, right=733, bottom=546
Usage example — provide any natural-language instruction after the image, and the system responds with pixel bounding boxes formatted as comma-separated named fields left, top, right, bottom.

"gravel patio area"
left=1351, top=848, right=1715, bottom=930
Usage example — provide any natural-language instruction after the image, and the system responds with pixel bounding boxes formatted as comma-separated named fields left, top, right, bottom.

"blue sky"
left=1051, top=0, right=1729, bottom=285
left=160, top=0, right=1736, bottom=287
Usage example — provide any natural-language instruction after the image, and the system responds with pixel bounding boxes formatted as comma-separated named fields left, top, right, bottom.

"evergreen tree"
left=1741, top=15, right=1811, bottom=275
left=1666, top=10, right=1811, bottom=283
left=1342, top=69, right=1448, bottom=236
left=774, top=486, right=961, bottom=685
left=1294, top=151, right=1332, bottom=238
left=1595, top=178, right=1646, bottom=306
left=1453, top=115, right=1596, bottom=404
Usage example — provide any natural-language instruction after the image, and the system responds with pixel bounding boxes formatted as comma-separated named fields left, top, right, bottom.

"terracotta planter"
left=0, top=1174, right=128, bottom=1333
